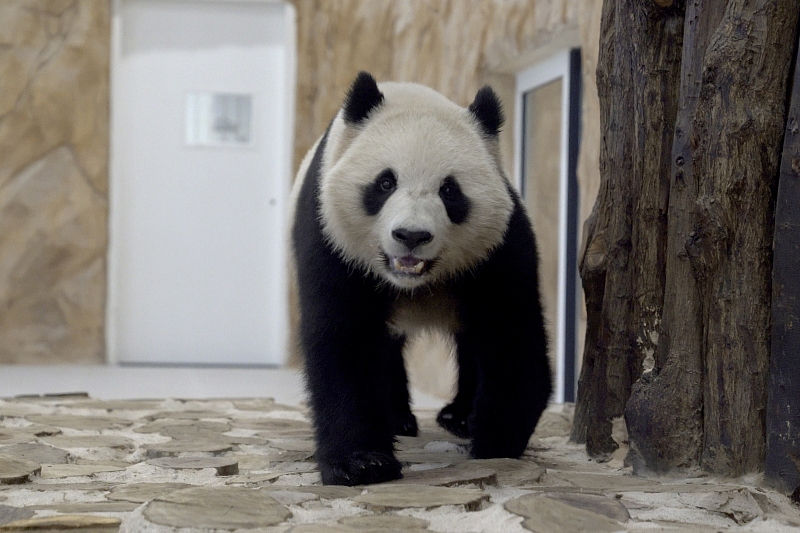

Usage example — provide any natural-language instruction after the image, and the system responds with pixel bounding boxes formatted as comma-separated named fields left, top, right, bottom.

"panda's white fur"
left=293, top=82, right=514, bottom=291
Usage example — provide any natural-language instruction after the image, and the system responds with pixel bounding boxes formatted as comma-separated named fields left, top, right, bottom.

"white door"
left=109, top=0, right=295, bottom=365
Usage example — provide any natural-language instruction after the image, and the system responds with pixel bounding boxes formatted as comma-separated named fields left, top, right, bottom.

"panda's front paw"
left=319, top=450, right=402, bottom=486
left=470, top=429, right=528, bottom=459
left=436, top=403, right=472, bottom=438
left=393, top=410, right=418, bottom=437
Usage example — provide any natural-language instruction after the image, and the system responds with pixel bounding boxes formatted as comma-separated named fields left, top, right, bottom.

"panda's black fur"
left=292, top=72, right=551, bottom=486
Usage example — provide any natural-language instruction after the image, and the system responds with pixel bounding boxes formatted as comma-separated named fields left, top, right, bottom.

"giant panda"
left=290, top=72, right=551, bottom=486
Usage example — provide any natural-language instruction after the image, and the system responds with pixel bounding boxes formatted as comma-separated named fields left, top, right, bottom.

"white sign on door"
left=185, top=92, right=254, bottom=147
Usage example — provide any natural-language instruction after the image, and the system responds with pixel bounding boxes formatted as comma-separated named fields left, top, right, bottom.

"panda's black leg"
left=437, top=334, right=476, bottom=439
left=458, top=320, right=550, bottom=458
left=303, top=320, right=403, bottom=485
left=386, top=333, right=418, bottom=437
left=300, top=284, right=404, bottom=487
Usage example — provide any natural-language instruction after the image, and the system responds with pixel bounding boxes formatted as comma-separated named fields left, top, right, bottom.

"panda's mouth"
left=386, top=254, right=434, bottom=277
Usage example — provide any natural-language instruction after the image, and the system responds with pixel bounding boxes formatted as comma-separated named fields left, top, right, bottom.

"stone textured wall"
left=0, top=1, right=109, bottom=363
left=292, top=0, right=599, bottom=176
left=290, top=0, right=603, bottom=397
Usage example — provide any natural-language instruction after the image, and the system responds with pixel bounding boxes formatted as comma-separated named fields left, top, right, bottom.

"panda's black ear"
left=343, top=72, right=384, bottom=124
left=469, top=86, right=504, bottom=136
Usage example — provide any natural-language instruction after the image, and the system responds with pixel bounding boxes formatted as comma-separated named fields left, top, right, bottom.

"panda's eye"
left=379, top=177, right=395, bottom=191
left=376, top=170, right=397, bottom=192
left=439, top=176, right=459, bottom=199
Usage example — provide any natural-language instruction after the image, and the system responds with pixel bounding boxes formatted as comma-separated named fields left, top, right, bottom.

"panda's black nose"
left=392, top=228, right=433, bottom=250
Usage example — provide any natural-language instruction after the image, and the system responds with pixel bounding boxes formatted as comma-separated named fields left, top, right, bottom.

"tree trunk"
left=767, top=29, right=800, bottom=493
left=575, top=0, right=800, bottom=477
left=572, top=0, right=686, bottom=457
left=624, top=0, right=726, bottom=473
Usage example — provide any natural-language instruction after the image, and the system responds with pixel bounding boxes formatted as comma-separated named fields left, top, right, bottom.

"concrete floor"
left=0, top=365, right=444, bottom=409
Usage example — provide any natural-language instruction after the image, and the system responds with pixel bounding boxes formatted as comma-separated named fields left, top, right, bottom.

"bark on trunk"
left=767, top=30, right=800, bottom=493
left=576, top=0, right=800, bottom=476
left=625, top=0, right=729, bottom=472
left=571, top=0, right=685, bottom=457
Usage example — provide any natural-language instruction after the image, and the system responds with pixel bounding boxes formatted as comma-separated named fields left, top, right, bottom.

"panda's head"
left=319, top=72, right=514, bottom=290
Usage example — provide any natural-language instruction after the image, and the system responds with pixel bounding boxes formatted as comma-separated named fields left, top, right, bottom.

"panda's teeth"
left=392, top=257, right=426, bottom=275
left=391, top=257, right=405, bottom=273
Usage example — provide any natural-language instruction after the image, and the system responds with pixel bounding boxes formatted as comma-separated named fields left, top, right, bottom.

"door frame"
left=106, top=0, right=296, bottom=365
left=513, top=48, right=581, bottom=402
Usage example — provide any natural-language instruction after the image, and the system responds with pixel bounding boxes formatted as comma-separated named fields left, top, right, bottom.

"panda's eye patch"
left=439, top=176, right=470, bottom=224
left=362, top=169, right=397, bottom=216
